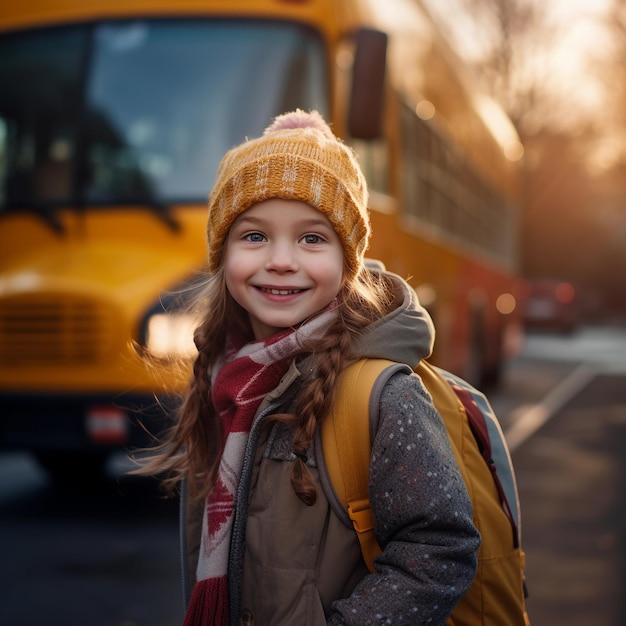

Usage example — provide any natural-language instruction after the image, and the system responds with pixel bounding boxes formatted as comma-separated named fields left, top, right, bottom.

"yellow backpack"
left=321, top=358, right=530, bottom=626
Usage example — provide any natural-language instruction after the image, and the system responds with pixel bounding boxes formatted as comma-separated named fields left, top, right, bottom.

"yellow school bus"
left=0, top=0, right=522, bottom=477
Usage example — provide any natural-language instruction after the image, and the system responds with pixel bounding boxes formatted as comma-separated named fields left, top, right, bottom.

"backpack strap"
left=322, top=357, right=523, bottom=573
left=323, top=358, right=459, bottom=572
left=452, top=384, right=520, bottom=548
left=321, top=358, right=398, bottom=571
left=435, top=366, right=522, bottom=548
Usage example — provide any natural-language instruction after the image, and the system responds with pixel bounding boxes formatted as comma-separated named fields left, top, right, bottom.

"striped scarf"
left=183, top=305, right=337, bottom=626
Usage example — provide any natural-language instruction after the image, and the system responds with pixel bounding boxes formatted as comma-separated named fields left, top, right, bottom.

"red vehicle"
left=518, top=278, right=579, bottom=333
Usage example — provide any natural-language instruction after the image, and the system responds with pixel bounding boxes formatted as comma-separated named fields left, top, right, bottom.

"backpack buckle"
left=348, top=499, right=374, bottom=534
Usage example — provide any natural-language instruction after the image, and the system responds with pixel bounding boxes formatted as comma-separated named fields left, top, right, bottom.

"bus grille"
left=0, top=295, right=115, bottom=366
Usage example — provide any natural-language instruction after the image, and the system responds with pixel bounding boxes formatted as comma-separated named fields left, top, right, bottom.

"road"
left=492, top=324, right=626, bottom=442
left=491, top=325, right=626, bottom=626
left=0, top=461, right=182, bottom=625
left=1, top=324, right=625, bottom=625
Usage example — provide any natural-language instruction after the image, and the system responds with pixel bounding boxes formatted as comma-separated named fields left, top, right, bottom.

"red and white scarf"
left=183, top=305, right=337, bottom=626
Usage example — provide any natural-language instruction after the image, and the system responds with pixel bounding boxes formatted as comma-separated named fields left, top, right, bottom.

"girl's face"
left=224, top=198, right=344, bottom=340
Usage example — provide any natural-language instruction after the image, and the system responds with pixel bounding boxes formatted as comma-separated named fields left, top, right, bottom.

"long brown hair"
left=133, top=263, right=396, bottom=504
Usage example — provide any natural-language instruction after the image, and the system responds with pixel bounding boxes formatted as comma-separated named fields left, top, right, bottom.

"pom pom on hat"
left=264, top=109, right=334, bottom=137
left=206, top=109, right=370, bottom=276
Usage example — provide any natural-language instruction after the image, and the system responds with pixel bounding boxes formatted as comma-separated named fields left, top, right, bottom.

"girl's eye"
left=244, top=232, right=266, bottom=242
left=302, top=233, right=324, bottom=244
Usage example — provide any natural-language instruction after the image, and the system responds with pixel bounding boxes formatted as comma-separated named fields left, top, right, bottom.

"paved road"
left=500, top=326, right=626, bottom=626
left=513, top=372, right=626, bottom=626
left=0, top=462, right=182, bottom=626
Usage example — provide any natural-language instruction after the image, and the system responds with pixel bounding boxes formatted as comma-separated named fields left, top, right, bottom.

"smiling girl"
left=224, top=198, right=344, bottom=340
left=137, top=110, right=479, bottom=626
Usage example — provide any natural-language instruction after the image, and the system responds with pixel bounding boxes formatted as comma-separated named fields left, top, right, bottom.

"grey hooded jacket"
left=180, top=270, right=480, bottom=625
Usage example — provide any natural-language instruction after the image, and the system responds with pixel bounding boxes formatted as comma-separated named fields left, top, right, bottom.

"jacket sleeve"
left=328, top=370, right=480, bottom=625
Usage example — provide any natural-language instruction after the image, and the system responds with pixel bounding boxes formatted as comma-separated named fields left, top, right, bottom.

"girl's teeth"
left=267, top=288, right=296, bottom=295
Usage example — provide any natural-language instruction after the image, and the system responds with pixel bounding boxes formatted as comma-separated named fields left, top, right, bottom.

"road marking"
left=505, top=363, right=597, bottom=452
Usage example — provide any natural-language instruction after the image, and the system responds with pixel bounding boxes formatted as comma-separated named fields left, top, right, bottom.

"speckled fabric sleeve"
left=327, top=370, right=480, bottom=626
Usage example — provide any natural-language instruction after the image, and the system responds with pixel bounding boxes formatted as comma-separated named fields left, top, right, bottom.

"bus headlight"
left=144, top=311, right=198, bottom=358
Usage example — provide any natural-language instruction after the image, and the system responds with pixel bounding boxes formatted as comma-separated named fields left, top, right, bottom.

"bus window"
left=0, top=20, right=328, bottom=212
left=0, top=26, right=87, bottom=208
left=399, top=99, right=513, bottom=267
left=85, top=20, right=328, bottom=204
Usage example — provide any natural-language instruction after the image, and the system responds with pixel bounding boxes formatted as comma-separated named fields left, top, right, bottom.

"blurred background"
left=424, top=0, right=626, bottom=318
left=1, top=0, right=626, bottom=624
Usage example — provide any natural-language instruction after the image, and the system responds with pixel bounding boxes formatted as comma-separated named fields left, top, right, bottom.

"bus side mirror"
left=348, top=28, right=388, bottom=140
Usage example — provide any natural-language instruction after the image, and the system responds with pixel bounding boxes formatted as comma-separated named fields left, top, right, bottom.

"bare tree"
left=592, top=0, right=626, bottom=164
left=463, top=0, right=553, bottom=134
left=424, top=0, right=599, bottom=139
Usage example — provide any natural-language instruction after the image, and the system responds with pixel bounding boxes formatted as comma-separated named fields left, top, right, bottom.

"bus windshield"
left=0, top=19, right=327, bottom=213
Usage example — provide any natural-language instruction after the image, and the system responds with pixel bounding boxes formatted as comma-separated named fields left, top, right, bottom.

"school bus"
left=0, top=0, right=523, bottom=477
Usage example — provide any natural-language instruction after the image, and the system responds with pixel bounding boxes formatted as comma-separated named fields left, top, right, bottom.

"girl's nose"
left=265, top=242, right=298, bottom=272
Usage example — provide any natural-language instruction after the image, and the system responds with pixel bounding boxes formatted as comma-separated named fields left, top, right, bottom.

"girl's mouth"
left=258, top=287, right=304, bottom=296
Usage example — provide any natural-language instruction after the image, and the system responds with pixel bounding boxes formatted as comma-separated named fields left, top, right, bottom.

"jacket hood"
left=352, top=268, right=435, bottom=368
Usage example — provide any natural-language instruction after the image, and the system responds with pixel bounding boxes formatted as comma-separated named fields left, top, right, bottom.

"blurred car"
left=517, top=278, right=579, bottom=333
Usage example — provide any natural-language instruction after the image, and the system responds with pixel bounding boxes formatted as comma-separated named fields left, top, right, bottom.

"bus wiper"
left=38, top=207, right=66, bottom=234
left=143, top=198, right=181, bottom=233
left=2, top=204, right=66, bottom=235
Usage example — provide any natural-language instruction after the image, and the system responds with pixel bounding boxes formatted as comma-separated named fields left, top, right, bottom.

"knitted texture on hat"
left=206, top=110, right=370, bottom=276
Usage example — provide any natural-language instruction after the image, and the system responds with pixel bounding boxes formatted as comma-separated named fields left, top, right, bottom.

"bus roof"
left=0, top=0, right=345, bottom=34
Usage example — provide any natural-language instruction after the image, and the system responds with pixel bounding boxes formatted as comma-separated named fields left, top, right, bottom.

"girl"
left=138, top=110, right=480, bottom=625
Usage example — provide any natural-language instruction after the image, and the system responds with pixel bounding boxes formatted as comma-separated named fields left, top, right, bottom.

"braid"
left=290, top=322, right=354, bottom=504
left=288, top=268, right=396, bottom=505
left=181, top=320, right=225, bottom=498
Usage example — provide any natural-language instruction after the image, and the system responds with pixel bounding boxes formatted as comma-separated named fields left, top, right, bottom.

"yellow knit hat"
left=206, top=109, right=370, bottom=276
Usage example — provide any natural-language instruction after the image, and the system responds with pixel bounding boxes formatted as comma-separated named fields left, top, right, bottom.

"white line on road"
left=505, top=363, right=598, bottom=452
